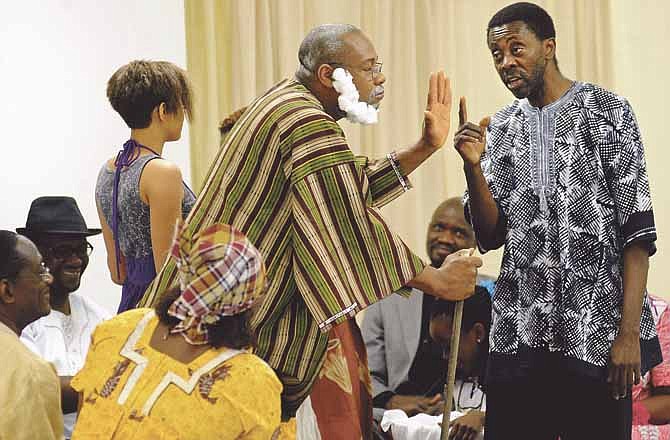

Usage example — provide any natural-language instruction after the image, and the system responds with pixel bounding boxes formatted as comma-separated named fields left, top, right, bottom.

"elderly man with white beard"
left=138, top=23, right=482, bottom=439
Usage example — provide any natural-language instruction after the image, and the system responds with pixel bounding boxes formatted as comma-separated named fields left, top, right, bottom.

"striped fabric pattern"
left=139, top=79, right=425, bottom=415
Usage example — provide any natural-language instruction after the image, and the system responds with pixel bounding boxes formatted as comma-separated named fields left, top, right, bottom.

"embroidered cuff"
left=387, top=151, right=410, bottom=192
left=622, top=211, right=657, bottom=256
left=318, top=302, right=359, bottom=331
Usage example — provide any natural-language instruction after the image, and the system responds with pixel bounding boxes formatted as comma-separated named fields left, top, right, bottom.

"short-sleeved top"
left=21, top=293, right=110, bottom=438
left=138, top=79, right=425, bottom=415
left=70, top=308, right=282, bottom=439
left=465, top=82, right=661, bottom=382
left=95, top=154, right=196, bottom=260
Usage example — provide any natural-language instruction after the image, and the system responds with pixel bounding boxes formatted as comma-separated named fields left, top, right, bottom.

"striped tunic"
left=138, top=79, right=425, bottom=415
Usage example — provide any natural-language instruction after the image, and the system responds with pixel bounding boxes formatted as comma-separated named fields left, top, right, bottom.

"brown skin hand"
left=449, top=410, right=485, bottom=440
left=386, top=393, right=443, bottom=417
left=453, top=97, right=500, bottom=251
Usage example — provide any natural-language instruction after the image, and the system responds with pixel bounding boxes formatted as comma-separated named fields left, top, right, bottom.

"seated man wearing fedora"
left=18, top=196, right=110, bottom=439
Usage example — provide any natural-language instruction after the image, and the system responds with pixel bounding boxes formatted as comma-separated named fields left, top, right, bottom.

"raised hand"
left=422, top=71, right=453, bottom=150
left=453, top=97, right=490, bottom=166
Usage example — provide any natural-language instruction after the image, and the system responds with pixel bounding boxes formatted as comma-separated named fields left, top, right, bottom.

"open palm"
left=422, top=71, right=453, bottom=150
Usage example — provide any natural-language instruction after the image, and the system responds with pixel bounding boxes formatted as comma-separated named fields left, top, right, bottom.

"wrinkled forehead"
left=431, top=203, right=468, bottom=226
left=487, top=21, right=533, bottom=48
left=341, top=31, right=378, bottom=66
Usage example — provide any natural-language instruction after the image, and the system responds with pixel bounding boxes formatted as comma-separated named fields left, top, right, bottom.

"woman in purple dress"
left=96, top=60, right=196, bottom=312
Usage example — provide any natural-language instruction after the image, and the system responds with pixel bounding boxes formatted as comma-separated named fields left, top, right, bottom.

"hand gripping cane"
left=440, top=248, right=474, bottom=440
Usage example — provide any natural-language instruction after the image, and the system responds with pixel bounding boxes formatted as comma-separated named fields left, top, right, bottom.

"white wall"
left=0, top=0, right=190, bottom=313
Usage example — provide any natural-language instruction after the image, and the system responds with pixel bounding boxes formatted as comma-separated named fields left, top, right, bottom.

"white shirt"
left=453, top=378, right=486, bottom=412
left=21, top=293, right=110, bottom=439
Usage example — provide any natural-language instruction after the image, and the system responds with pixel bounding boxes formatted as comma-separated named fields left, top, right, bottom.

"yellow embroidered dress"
left=71, top=309, right=282, bottom=439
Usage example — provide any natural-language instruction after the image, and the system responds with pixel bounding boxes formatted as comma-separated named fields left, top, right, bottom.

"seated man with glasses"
left=18, top=196, right=110, bottom=440
left=0, top=230, right=62, bottom=440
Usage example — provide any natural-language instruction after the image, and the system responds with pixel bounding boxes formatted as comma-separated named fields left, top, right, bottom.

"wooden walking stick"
left=440, top=299, right=464, bottom=440
left=439, top=248, right=474, bottom=440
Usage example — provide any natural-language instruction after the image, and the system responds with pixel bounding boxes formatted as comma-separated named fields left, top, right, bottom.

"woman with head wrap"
left=70, top=222, right=282, bottom=439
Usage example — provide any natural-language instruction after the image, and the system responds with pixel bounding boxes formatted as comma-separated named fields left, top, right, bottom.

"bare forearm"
left=407, top=254, right=481, bottom=301
left=407, top=265, right=438, bottom=295
left=394, top=140, right=438, bottom=177
left=620, top=242, right=649, bottom=335
left=464, top=164, right=503, bottom=250
left=470, top=410, right=486, bottom=426
left=640, top=394, right=670, bottom=424
left=60, top=376, right=78, bottom=414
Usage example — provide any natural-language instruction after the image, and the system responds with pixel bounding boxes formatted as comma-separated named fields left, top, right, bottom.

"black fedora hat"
left=16, top=196, right=102, bottom=237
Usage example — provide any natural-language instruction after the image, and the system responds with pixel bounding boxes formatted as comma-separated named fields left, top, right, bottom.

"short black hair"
left=431, top=286, right=492, bottom=333
left=0, top=231, right=25, bottom=282
left=107, top=60, right=194, bottom=129
left=487, top=2, right=556, bottom=40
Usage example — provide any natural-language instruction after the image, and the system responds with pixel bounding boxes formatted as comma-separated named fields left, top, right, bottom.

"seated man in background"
left=18, top=197, right=110, bottom=439
left=362, top=197, right=490, bottom=420
left=632, top=294, right=670, bottom=439
left=0, top=230, right=63, bottom=440
left=429, top=289, right=491, bottom=440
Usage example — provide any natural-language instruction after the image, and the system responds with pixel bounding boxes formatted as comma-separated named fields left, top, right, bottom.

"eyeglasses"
left=328, top=61, right=383, bottom=81
left=38, top=262, right=52, bottom=282
left=47, top=242, right=94, bottom=260
left=13, top=262, right=52, bottom=284
left=370, top=62, right=383, bottom=76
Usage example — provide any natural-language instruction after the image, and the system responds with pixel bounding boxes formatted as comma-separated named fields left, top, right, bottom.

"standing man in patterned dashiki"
left=139, top=23, right=482, bottom=439
left=455, top=3, right=660, bottom=439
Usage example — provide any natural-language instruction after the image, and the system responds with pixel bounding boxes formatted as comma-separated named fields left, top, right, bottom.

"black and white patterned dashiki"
left=465, top=81, right=662, bottom=383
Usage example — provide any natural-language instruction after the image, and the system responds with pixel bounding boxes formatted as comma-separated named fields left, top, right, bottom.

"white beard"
left=331, top=68, right=380, bottom=125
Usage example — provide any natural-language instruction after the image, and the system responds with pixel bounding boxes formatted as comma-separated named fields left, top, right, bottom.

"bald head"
left=426, top=197, right=476, bottom=267
left=296, top=24, right=360, bottom=82
left=434, top=198, right=466, bottom=217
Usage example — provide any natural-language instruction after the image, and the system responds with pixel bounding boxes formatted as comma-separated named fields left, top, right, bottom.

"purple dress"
left=95, top=141, right=195, bottom=312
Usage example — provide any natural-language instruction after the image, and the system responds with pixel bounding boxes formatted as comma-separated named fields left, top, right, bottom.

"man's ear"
left=543, top=38, right=556, bottom=61
left=0, top=279, right=16, bottom=305
left=315, top=64, right=335, bottom=88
